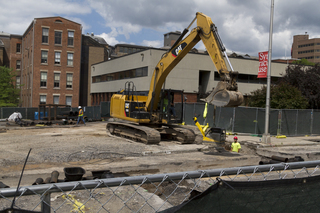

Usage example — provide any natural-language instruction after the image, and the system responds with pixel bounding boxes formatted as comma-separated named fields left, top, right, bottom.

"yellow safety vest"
left=79, top=109, right=84, bottom=116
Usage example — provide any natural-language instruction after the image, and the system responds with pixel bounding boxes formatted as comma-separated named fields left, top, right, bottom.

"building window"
left=68, top=31, right=74, bottom=46
left=40, top=72, right=47, bottom=87
left=53, top=96, right=59, bottom=104
left=16, top=76, right=20, bottom=88
left=16, top=60, right=21, bottom=70
left=55, top=31, right=62, bottom=45
left=67, top=53, right=73, bottom=66
left=42, top=28, right=49, bottom=43
left=54, top=73, right=60, bottom=88
left=92, top=67, right=148, bottom=83
left=16, top=43, right=21, bottom=53
left=40, top=95, right=46, bottom=104
left=41, top=50, right=48, bottom=63
left=66, top=96, right=72, bottom=106
left=66, top=73, right=73, bottom=88
left=55, top=52, right=61, bottom=64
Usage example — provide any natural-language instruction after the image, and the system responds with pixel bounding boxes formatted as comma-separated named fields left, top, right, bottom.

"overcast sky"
left=1, top=0, right=319, bottom=59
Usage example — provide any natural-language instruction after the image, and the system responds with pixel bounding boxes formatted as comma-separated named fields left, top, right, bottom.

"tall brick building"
left=292, top=33, right=320, bottom=64
left=21, top=17, right=82, bottom=107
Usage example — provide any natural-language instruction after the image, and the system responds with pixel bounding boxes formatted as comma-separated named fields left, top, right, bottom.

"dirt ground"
left=0, top=121, right=247, bottom=212
left=0, top=121, right=258, bottom=186
left=1, top=121, right=316, bottom=212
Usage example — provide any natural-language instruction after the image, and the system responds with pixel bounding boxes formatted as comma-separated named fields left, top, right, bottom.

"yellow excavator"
left=107, top=12, right=243, bottom=144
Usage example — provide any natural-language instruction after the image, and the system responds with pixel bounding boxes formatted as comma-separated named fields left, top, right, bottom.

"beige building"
left=90, top=47, right=287, bottom=105
left=292, top=33, right=320, bottom=63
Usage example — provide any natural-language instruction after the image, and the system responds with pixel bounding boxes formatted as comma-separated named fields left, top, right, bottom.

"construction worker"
left=76, top=106, right=86, bottom=126
left=231, top=136, right=241, bottom=153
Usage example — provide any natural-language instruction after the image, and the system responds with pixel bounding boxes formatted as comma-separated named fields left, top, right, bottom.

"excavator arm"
left=146, top=12, right=243, bottom=112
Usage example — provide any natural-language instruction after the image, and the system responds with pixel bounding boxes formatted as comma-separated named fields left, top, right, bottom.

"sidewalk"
left=234, top=134, right=320, bottom=160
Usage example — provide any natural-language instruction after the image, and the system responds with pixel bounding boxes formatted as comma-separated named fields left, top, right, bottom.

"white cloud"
left=140, top=40, right=162, bottom=48
left=97, top=33, right=119, bottom=46
left=0, top=0, right=90, bottom=34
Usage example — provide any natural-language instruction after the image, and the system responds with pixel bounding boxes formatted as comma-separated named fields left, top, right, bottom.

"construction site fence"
left=177, top=102, right=320, bottom=136
left=0, top=104, right=109, bottom=122
left=1, top=102, right=320, bottom=136
left=1, top=160, right=320, bottom=212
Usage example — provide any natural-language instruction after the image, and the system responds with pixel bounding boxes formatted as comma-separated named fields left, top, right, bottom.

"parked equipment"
left=193, top=117, right=226, bottom=143
left=107, top=12, right=243, bottom=144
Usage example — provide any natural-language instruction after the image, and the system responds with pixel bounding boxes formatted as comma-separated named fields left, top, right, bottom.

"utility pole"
left=262, top=0, right=274, bottom=143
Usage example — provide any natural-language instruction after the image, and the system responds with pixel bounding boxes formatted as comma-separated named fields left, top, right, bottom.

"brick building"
left=80, top=33, right=109, bottom=107
left=292, top=33, right=320, bottom=63
left=0, top=32, right=22, bottom=88
left=21, top=17, right=82, bottom=107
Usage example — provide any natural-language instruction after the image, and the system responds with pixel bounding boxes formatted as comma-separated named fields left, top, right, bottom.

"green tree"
left=281, top=64, right=320, bottom=108
left=0, top=66, right=20, bottom=107
left=247, top=82, right=308, bottom=109
left=292, top=58, right=316, bottom=66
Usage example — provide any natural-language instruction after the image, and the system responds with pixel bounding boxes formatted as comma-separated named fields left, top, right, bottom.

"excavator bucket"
left=209, top=90, right=244, bottom=107
left=202, top=81, right=244, bottom=107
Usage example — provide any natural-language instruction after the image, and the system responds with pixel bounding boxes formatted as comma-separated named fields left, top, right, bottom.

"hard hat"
left=234, top=136, right=238, bottom=140
left=78, top=106, right=81, bottom=109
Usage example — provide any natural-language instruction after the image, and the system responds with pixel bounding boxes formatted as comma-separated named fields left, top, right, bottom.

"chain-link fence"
left=1, top=161, right=320, bottom=212
left=181, top=103, right=320, bottom=136
left=1, top=102, right=320, bottom=136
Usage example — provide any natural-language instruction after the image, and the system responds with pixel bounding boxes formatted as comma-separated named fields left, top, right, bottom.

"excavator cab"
left=157, top=89, right=184, bottom=124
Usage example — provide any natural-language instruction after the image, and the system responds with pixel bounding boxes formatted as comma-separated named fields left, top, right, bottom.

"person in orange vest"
left=231, top=136, right=241, bottom=153
left=76, top=106, right=86, bottom=126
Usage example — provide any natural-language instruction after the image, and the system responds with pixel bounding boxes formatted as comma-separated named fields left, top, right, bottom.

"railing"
left=1, top=161, right=320, bottom=212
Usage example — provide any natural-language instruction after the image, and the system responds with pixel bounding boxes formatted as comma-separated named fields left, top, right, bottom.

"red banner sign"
left=258, top=51, right=268, bottom=78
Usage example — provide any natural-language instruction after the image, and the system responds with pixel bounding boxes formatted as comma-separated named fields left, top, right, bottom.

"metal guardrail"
left=1, top=160, right=320, bottom=212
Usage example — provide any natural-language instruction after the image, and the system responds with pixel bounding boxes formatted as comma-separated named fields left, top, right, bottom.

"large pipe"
left=271, top=155, right=288, bottom=162
left=50, top=171, right=59, bottom=183
left=32, top=178, right=44, bottom=185
left=44, top=177, right=51, bottom=184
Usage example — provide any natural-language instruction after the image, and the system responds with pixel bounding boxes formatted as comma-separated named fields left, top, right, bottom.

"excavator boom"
left=146, top=12, right=243, bottom=112
left=108, top=12, right=243, bottom=145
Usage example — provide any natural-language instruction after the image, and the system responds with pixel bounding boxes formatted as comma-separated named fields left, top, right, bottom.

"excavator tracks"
left=106, top=122, right=196, bottom=145
left=106, top=122, right=161, bottom=144
left=165, top=125, right=196, bottom=144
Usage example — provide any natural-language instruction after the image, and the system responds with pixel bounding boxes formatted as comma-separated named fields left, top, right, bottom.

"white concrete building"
left=90, top=47, right=287, bottom=105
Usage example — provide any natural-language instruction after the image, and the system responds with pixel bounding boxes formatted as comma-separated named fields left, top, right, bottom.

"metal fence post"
left=93, top=106, right=95, bottom=120
left=193, top=103, right=195, bottom=119
left=295, top=110, right=298, bottom=136
left=255, top=108, right=258, bottom=134
left=41, top=192, right=51, bottom=213
left=277, top=110, right=281, bottom=135
left=310, top=109, right=313, bottom=135
left=232, top=107, right=236, bottom=133
left=100, top=103, right=102, bottom=120
left=0, top=107, right=2, bottom=119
